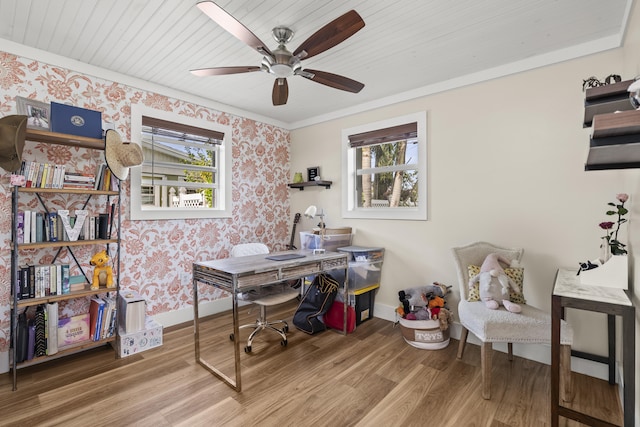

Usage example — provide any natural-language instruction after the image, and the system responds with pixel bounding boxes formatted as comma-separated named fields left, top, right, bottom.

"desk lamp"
left=304, top=205, right=326, bottom=241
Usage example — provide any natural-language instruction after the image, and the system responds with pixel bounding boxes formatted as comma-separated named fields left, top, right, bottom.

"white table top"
left=554, top=268, right=632, bottom=306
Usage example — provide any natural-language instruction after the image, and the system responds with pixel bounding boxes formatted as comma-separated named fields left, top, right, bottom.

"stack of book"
left=63, top=171, right=95, bottom=189
left=17, top=264, right=70, bottom=300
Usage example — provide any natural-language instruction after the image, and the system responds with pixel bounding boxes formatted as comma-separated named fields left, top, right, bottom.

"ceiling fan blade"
left=301, top=69, right=364, bottom=93
left=197, top=1, right=273, bottom=57
left=191, top=66, right=261, bottom=77
left=293, top=10, right=365, bottom=60
left=272, top=78, right=289, bottom=106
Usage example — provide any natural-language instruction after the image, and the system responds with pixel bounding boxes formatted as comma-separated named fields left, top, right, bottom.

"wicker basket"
left=398, top=317, right=450, bottom=350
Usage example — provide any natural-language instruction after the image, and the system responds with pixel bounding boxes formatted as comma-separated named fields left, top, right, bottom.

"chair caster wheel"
left=281, top=340, right=287, bottom=347
left=229, top=333, right=234, bottom=341
left=244, top=346, right=252, bottom=353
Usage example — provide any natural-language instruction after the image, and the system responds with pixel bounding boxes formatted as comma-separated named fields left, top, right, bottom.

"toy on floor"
left=90, top=250, right=114, bottom=290
left=396, top=282, right=453, bottom=330
left=469, top=253, right=521, bottom=313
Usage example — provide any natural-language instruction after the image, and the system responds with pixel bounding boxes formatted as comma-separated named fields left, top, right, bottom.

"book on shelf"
left=47, top=302, right=58, bottom=355
left=16, top=211, right=24, bottom=244
left=47, top=212, right=58, bottom=242
left=35, top=212, right=44, bottom=242
left=61, top=264, right=70, bottom=294
left=23, top=210, right=31, bottom=244
left=34, top=305, right=46, bottom=357
left=89, top=297, right=105, bottom=341
left=58, top=313, right=90, bottom=348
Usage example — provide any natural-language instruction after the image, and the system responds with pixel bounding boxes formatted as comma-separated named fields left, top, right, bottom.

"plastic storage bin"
left=300, top=231, right=352, bottom=253
left=350, top=284, right=379, bottom=325
left=331, top=260, right=383, bottom=291
left=337, top=246, right=385, bottom=262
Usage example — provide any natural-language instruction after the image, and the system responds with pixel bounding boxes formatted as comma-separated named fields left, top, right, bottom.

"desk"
left=551, top=268, right=635, bottom=427
left=192, top=250, right=349, bottom=391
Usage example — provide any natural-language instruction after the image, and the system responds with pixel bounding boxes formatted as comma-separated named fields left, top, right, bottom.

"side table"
left=551, top=268, right=635, bottom=427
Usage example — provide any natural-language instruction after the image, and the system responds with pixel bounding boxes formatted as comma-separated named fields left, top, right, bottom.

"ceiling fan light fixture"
left=271, top=63, right=292, bottom=78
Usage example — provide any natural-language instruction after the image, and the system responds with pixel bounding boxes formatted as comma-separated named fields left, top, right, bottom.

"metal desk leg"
left=193, top=277, right=242, bottom=391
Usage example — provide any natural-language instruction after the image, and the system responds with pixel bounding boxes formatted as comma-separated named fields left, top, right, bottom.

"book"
left=57, top=313, right=90, bottom=348
left=23, top=210, right=31, bottom=244
left=35, top=212, right=44, bottom=242
left=118, top=292, right=146, bottom=334
left=46, top=302, right=58, bottom=355
left=61, top=264, right=70, bottom=294
left=47, top=212, right=58, bottom=242
left=89, top=297, right=105, bottom=341
left=16, top=211, right=24, bottom=244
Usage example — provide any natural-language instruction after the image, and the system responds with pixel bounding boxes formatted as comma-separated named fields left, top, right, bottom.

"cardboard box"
left=50, top=102, right=102, bottom=139
left=117, top=318, right=163, bottom=357
left=58, top=313, right=90, bottom=348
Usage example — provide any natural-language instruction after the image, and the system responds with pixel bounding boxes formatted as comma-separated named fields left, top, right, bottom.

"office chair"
left=230, top=243, right=299, bottom=353
left=452, top=241, right=573, bottom=400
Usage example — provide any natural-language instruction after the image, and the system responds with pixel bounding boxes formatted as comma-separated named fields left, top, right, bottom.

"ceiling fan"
left=191, top=1, right=365, bottom=106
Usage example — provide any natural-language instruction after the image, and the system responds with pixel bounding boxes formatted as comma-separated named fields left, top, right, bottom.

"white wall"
left=290, top=3, right=640, bottom=421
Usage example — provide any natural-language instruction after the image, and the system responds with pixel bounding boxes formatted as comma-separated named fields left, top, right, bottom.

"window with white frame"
left=130, top=104, right=232, bottom=220
left=342, top=112, right=427, bottom=220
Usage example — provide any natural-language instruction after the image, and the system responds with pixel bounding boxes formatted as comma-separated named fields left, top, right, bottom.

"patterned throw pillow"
left=467, top=265, right=526, bottom=304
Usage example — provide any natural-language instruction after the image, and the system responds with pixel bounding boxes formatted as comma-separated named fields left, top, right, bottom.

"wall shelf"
left=288, top=180, right=332, bottom=190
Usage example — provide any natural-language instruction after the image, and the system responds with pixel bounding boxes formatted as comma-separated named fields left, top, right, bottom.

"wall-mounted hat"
left=0, top=115, right=28, bottom=172
left=105, top=129, right=143, bottom=180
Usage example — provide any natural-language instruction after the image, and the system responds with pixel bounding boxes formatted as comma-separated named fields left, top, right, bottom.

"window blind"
left=142, top=116, right=223, bottom=144
left=348, top=122, right=417, bottom=148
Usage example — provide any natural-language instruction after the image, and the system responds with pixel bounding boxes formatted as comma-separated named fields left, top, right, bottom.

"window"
left=130, top=104, right=232, bottom=220
left=342, top=112, right=427, bottom=220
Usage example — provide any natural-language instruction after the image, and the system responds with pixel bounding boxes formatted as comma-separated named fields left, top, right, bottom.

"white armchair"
left=452, top=241, right=573, bottom=400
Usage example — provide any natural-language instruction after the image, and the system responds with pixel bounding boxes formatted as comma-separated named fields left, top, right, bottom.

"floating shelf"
left=287, top=180, right=332, bottom=190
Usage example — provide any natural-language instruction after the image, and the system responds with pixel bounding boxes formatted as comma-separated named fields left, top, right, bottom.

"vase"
left=599, top=237, right=611, bottom=264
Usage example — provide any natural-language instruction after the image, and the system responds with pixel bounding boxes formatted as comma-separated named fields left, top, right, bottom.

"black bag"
left=293, top=273, right=339, bottom=334
left=16, top=308, right=28, bottom=363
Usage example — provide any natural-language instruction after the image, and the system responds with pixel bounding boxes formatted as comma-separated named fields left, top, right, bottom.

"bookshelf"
left=9, top=130, right=121, bottom=391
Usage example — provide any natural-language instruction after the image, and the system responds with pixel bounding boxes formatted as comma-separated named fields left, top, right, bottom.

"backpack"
left=293, top=274, right=339, bottom=334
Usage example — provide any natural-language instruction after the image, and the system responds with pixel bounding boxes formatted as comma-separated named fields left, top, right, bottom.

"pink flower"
left=617, top=193, right=629, bottom=203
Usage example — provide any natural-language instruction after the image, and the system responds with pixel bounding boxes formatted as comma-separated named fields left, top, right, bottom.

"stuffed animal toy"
left=398, top=283, right=449, bottom=315
left=90, top=250, right=114, bottom=290
left=437, top=308, right=453, bottom=331
left=469, top=253, right=521, bottom=313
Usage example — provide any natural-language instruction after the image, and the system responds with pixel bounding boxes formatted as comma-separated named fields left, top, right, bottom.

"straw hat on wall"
left=0, top=115, right=28, bottom=172
left=104, top=129, right=143, bottom=180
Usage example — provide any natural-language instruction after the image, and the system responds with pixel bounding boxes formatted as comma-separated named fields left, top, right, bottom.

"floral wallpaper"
left=0, top=51, right=292, bottom=354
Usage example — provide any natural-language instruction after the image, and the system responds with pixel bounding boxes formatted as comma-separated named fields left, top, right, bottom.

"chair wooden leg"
left=508, top=342, right=513, bottom=361
left=560, top=344, right=572, bottom=403
left=457, top=327, right=469, bottom=359
left=481, top=342, right=492, bottom=399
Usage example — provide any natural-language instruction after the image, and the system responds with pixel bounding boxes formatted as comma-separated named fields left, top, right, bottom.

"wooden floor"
left=0, top=300, right=623, bottom=427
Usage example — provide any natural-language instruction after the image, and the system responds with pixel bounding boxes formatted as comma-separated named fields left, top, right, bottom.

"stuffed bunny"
left=469, top=253, right=521, bottom=313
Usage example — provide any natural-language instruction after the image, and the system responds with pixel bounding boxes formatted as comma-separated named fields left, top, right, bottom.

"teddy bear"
left=90, top=250, right=114, bottom=290
left=469, top=253, right=521, bottom=313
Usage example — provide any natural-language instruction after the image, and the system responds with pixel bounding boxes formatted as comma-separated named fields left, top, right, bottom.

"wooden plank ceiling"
left=0, top=0, right=632, bottom=127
